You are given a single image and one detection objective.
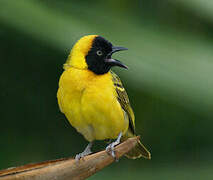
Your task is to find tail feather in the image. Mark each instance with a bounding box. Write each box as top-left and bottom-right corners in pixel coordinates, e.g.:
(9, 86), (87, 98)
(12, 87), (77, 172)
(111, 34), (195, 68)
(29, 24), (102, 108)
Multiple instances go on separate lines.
(121, 133), (151, 159)
(125, 139), (151, 159)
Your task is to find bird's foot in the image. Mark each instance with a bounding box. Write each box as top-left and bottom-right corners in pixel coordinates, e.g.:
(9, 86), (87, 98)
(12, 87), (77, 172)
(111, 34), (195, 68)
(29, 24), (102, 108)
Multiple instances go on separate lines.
(106, 132), (122, 161)
(75, 142), (93, 161)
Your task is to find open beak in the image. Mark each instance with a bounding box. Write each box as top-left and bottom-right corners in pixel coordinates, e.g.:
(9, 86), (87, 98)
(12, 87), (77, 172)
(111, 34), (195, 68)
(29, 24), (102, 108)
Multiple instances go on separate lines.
(105, 46), (128, 69)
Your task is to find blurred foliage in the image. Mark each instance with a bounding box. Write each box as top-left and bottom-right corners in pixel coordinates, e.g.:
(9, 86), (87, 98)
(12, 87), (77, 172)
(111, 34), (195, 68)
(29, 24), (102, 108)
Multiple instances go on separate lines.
(1, 0), (213, 179)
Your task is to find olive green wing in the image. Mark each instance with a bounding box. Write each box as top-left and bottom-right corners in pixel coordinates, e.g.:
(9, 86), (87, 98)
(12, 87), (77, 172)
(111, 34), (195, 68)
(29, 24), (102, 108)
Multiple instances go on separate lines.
(110, 71), (151, 159)
(110, 70), (135, 134)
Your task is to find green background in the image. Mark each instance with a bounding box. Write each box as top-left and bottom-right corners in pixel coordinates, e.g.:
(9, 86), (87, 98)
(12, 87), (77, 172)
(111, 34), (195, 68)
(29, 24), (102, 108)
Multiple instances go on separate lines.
(1, 0), (213, 179)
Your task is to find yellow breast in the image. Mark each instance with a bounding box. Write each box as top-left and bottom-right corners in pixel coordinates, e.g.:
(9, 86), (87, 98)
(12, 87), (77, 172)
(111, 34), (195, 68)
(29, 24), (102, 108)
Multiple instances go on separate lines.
(57, 67), (129, 141)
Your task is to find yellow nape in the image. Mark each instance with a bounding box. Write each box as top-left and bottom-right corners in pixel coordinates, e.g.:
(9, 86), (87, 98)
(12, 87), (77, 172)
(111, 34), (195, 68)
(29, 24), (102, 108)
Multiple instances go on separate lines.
(64, 35), (98, 70)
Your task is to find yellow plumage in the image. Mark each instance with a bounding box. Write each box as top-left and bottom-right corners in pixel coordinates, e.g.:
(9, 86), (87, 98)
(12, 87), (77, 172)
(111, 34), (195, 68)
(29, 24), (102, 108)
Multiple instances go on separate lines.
(57, 35), (151, 159)
(57, 68), (128, 141)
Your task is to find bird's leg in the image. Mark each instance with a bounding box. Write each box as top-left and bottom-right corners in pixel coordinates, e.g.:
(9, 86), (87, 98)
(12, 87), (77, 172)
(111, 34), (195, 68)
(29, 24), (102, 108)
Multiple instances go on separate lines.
(75, 142), (93, 161)
(106, 132), (122, 160)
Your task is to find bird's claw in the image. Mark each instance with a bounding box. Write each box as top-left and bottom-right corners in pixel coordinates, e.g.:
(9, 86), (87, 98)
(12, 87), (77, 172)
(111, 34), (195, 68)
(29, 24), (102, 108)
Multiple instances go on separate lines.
(75, 153), (82, 161)
(106, 142), (118, 161)
(105, 132), (122, 161)
(75, 142), (93, 162)
(75, 150), (92, 161)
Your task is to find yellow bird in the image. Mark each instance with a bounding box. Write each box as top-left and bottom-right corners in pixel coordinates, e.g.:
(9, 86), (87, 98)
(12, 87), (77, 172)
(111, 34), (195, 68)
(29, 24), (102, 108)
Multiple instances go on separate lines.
(57, 35), (151, 160)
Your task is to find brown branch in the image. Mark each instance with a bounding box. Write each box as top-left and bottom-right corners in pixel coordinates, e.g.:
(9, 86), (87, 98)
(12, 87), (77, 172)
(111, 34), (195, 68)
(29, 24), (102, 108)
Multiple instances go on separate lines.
(0, 137), (139, 180)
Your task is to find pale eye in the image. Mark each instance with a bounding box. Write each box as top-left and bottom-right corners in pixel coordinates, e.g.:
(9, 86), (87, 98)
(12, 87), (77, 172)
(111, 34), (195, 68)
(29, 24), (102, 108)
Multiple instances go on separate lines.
(96, 50), (103, 56)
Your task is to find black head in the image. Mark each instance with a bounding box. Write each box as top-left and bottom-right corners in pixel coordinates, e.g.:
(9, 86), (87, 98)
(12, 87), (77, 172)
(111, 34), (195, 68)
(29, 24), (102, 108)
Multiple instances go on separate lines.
(86, 36), (128, 74)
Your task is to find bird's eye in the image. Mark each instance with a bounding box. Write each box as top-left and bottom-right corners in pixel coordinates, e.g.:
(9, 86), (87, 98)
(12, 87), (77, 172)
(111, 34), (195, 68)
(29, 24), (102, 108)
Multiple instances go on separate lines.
(96, 50), (103, 56)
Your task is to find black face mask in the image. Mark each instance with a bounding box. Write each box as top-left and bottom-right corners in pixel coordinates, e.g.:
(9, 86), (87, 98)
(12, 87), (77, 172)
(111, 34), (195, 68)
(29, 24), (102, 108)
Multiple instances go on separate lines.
(86, 36), (128, 75)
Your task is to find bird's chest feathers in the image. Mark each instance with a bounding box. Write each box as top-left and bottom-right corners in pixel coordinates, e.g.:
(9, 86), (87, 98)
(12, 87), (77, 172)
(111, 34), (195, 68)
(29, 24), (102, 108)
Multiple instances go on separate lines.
(58, 68), (128, 141)
(60, 68), (115, 102)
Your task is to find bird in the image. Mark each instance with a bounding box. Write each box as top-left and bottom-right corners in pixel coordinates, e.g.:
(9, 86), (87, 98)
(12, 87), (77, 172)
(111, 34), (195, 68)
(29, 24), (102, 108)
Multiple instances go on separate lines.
(57, 35), (151, 160)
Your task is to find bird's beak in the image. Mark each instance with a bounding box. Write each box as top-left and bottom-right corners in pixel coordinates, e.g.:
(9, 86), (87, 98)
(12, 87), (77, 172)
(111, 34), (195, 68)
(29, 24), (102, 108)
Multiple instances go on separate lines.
(105, 46), (128, 69)
(111, 46), (128, 54)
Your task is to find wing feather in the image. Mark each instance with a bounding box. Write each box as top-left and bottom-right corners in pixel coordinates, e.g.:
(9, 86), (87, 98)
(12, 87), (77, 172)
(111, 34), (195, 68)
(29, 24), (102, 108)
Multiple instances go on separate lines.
(110, 71), (135, 134)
